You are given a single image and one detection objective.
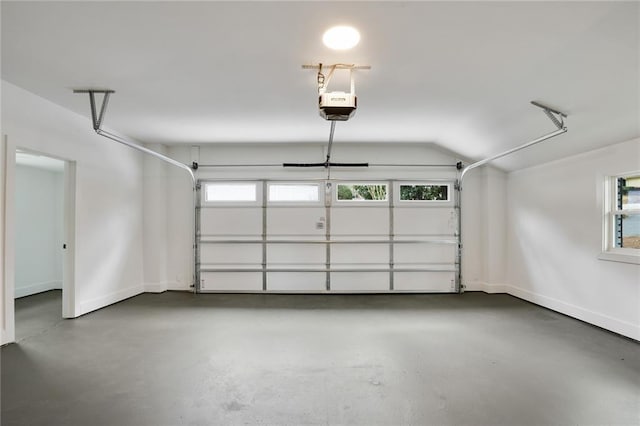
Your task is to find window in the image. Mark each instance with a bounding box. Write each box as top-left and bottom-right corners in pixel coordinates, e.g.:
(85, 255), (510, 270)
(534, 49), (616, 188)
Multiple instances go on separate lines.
(268, 184), (320, 202)
(600, 173), (640, 264)
(204, 183), (257, 202)
(336, 183), (388, 201)
(399, 184), (449, 202)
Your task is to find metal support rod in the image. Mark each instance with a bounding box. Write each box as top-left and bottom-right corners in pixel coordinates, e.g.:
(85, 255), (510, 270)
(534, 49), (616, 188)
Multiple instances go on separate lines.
(198, 163), (457, 168)
(530, 101), (567, 118)
(460, 101), (568, 184)
(195, 183), (202, 292)
(326, 120), (337, 164)
(543, 109), (564, 130)
(97, 92), (111, 131)
(388, 182), (394, 291)
(283, 162), (369, 168)
(302, 64), (372, 70)
(325, 182), (332, 290)
(460, 127), (567, 182)
(262, 181), (268, 291)
(89, 92), (98, 130)
(97, 129), (196, 184)
(455, 178), (463, 294)
(75, 89), (198, 290)
(75, 90), (196, 184)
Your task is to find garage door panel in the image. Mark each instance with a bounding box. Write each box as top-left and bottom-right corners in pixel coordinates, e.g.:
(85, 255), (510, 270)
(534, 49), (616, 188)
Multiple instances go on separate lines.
(331, 244), (389, 264)
(268, 207), (326, 236)
(332, 208), (389, 235)
(200, 272), (263, 291)
(394, 244), (456, 264)
(394, 272), (455, 292)
(331, 272), (389, 291)
(200, 208), (262, 236)
(267, 244), (325, 264)
(267, 272), (326, 291)
(394, 208), (456, 235)
(200, 243), (262, 264)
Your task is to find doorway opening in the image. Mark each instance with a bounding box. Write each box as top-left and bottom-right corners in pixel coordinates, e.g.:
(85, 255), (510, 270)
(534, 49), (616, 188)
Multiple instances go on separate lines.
(13, 150), (73, 341)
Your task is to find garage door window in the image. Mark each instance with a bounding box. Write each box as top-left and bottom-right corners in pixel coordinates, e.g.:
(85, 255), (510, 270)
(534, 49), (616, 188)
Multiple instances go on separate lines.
(399, 184), (449, 202)
(337, 183), (388, 202)
(204, 183), (257, 203)
(268, 184), (320, 202)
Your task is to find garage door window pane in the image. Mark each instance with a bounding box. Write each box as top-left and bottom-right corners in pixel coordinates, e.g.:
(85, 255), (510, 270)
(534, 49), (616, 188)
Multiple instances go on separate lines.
(269, 184), (319, 202)
(205, 183), (256, 202)
(337, 184), (387, 201)
(400, 185), (449, 201)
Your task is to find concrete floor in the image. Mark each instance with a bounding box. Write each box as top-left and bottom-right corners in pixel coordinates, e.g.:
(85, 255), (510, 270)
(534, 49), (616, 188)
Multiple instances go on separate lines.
(1, 292), (639, 426)
(13, 290), (63, 342)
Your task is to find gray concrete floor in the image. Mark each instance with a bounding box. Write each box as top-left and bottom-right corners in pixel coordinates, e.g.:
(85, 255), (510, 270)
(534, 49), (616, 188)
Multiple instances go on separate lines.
(13, 290), (63, 342)
(1, 292), (639, 426)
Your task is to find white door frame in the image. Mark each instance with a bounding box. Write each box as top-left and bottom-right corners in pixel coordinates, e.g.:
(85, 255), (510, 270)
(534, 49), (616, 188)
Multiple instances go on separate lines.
(1, 138), (77, 344)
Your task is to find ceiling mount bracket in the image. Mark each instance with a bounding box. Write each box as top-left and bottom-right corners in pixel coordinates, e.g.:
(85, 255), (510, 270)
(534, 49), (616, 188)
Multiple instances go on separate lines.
(73, 89), (115, 131)
(531, 100), (567, 130)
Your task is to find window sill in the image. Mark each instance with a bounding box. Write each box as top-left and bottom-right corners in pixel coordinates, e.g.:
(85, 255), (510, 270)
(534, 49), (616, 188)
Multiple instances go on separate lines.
(598, 251), (640, 265)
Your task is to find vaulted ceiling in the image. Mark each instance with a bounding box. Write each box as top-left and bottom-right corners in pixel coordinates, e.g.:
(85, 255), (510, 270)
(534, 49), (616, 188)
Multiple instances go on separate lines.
(2, 1), (638, 170)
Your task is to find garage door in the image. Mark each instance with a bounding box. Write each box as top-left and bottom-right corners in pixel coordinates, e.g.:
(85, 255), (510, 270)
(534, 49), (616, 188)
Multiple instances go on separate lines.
(197, 179), (459, 293)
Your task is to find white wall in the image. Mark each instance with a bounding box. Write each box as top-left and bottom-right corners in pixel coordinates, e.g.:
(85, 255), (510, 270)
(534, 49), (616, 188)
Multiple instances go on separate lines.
(462, 166), (508, 292)
(14, 165), (63, 297)
(506, 137), (640, 340)
(1, 80), (145, 344)
(162, 142), (501, 292)
(142, 143), (170, 292)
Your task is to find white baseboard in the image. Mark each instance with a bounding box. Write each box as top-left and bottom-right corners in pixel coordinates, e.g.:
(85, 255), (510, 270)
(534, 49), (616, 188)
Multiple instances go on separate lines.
(1, 328), (14, 346)
(466, 281), (508, 293)
(14, 280), (62, 298)
(144, 282), (171, 293)
(167, 281), (190, 291)
(78, 284), (144, 316)
(506, 284), (639, 341)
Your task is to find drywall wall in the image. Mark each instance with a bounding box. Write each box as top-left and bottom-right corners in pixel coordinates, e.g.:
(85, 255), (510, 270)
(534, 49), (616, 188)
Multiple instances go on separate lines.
(1, 80), (145, 344)
(506, 137), (640, 340)
(142, 143), (170, 292)
(14, 165), (63, 298)
(462, 166), (508, 292)
(162, 142), (504, 291)
(1, 135), (6, 344)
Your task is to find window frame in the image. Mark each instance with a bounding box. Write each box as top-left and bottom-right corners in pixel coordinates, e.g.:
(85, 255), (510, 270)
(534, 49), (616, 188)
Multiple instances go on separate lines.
(201, 181), (262, 206)
(334, 182), (389, 205)
(599, 172), (640, 264)
(267, 182), (323, 205)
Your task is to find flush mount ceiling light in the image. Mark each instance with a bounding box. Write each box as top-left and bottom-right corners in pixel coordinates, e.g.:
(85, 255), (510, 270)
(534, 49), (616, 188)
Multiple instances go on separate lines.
(323, 26), (360, 50)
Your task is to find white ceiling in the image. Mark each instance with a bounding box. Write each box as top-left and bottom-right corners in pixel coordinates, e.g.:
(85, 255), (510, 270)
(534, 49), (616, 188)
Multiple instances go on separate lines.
(2, 1), (638, 170)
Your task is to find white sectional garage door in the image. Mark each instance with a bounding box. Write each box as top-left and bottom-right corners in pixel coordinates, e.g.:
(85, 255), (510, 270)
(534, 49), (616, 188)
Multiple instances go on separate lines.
(197, 179), (459, 293)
